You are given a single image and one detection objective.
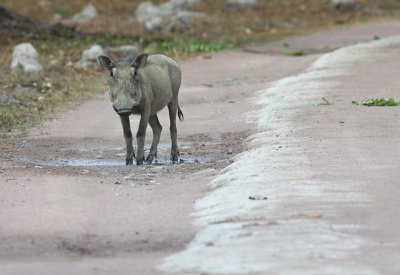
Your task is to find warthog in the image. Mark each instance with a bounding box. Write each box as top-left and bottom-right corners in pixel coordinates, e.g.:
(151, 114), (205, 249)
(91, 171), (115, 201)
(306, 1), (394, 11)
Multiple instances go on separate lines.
(97, 53), (183, 165)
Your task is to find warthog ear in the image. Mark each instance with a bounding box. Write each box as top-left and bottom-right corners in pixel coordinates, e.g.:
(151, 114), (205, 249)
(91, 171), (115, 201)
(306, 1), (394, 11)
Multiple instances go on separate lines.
(97, 55), (114, 71)
(131, 54), (148, 69)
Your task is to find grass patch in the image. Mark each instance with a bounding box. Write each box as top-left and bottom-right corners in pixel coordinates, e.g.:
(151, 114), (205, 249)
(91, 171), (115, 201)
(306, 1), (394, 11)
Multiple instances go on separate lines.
(54, 7), (72, 16)
(144, 39), (235, 57)
(373, 34), (381, 40)
(283, 49), (305, 56)
(0, 107), (16, 128)
(282, 43), (304, 57)
(358, 97), (400, 106)
(0, 70), (104, 134)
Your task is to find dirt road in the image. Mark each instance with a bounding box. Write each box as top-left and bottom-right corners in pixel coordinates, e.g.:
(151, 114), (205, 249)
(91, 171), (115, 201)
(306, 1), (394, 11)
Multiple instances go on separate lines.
(1, 20), (400, 274)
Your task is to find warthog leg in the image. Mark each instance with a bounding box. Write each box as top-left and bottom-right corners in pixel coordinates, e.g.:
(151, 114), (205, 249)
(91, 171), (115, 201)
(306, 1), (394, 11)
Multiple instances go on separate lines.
(168, 101), (180, 162)
(120, 116), (134, 165)
(136, 110), (150, 165)
(146, 114), (162, 164)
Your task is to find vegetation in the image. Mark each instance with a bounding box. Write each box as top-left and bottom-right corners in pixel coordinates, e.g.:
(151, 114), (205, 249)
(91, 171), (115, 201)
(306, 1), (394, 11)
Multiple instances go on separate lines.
(359, 97), (400, 106)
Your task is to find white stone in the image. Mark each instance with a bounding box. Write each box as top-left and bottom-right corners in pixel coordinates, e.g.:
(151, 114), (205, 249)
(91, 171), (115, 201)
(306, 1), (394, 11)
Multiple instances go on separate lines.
(135, 0), (206, 32)
(105, 45), (140, 57)
(135, 2), (160, 23)
(145, 17), (163, 31)
(81, 44), (104, 61)
(330, 0), (357, 10)
(11, 43), (43, 73)
(226, 0), (258, 9)
(71, 4), (98, 23)
(75, 44), (104, 68)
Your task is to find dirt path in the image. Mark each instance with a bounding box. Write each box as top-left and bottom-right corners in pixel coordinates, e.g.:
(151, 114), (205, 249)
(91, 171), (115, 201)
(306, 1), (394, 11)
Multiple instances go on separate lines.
(1, 20), (400, 274)
(0, 44), (317, 274)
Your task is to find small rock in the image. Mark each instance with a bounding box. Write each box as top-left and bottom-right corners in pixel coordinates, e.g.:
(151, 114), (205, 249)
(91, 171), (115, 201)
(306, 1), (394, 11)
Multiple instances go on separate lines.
(226, 0), (258, 9)
(71, 4), (98, 23)
(227, 149), (233, 155)
(167, 11), (203, 32)
(75, 44), (104, 68)
(135, 0), (206, 32)
(135, 2), (160, 23)
(11, 43), (44, 73)
(144, 17), (163, 31)
(105, 45), (140, 58)
(115, 179), (122, 185)
(330, 0), (358, 11)
(249, 195), (267, 200)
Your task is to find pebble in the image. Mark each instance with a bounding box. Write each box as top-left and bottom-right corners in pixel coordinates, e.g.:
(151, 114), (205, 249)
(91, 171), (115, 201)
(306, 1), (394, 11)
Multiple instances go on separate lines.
(249, 195), (268, 200)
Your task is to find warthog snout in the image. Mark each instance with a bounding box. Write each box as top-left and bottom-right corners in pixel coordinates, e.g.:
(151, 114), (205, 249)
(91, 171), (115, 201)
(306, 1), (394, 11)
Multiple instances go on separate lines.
(114, 107), (133, 116)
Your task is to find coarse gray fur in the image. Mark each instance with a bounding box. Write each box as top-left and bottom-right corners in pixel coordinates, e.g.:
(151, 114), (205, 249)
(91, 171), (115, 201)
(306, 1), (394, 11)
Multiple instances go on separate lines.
(97, 53), (183, 165)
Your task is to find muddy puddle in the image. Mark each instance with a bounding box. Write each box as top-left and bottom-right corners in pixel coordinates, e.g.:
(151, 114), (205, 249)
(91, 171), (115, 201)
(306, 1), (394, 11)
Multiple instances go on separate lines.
(15, 141), (217, 168)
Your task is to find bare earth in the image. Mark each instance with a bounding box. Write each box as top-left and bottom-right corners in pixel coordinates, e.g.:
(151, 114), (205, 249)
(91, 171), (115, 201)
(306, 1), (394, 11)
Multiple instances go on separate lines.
(1, 20), (400, 274)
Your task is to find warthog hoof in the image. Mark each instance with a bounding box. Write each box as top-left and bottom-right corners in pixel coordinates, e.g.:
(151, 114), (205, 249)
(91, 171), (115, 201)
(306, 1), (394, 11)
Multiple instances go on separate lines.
(145, 155), (154, 164)
(171, 154), (179, 163)
(136, 158), (145, 165)
(126, 157), (133, 165)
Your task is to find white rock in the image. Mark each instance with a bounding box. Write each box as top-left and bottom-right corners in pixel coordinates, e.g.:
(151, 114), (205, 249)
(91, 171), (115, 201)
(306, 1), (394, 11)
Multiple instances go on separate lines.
(135, 2), (160, 22)
(330, 0), (358, 10)
(81, 44), (104, 61)
(226, 0), (258, 9)
(167, 11), (202, 32)
(144, 17), (163, 31)
(75, 44), (104, 68)
(135, 0), (206, 32)
(71, 4), (98, 23)
(105, 45), (140, 57)
(161, 0), (202, 11)
(11, 43), (43, 73)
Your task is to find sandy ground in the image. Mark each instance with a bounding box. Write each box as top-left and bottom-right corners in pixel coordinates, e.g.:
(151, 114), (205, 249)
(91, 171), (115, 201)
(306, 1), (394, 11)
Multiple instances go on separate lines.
(1, 20), (400, 274)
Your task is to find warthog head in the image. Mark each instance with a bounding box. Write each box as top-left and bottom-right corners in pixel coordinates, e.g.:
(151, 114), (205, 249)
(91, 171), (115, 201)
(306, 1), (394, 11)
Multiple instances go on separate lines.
(97, 54), (148, 116)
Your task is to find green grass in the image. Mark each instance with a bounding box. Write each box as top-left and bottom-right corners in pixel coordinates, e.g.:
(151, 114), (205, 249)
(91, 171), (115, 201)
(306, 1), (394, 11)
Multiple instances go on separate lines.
(144, 39), (235, 56)
(54, 7), (72, 16)
(0, 108), (16, 128)
(282, 43), (304, 57)
(359, 97), (400, 106)
(283, 48), (304, 56)
(373, 34), (381, 40)
(0, 71), (103, 133)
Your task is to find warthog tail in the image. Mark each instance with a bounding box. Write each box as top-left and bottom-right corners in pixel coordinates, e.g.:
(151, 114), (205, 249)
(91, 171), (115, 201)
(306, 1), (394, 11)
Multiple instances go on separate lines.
(178, 105), (184, 122)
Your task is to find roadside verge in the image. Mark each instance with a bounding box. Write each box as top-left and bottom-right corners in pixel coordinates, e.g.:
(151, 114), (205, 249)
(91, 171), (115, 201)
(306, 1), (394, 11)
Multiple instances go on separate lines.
(159, 35), (400, 274)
